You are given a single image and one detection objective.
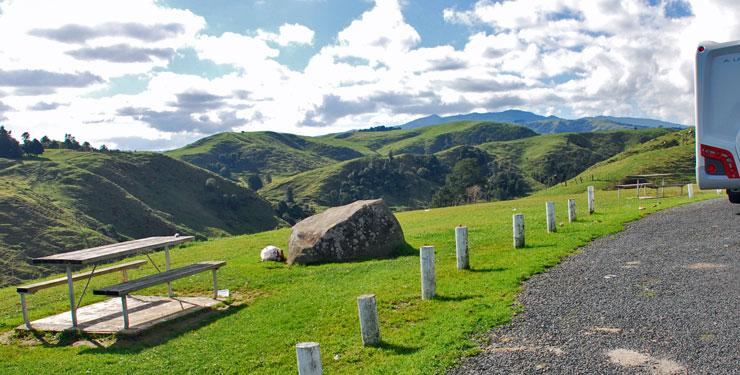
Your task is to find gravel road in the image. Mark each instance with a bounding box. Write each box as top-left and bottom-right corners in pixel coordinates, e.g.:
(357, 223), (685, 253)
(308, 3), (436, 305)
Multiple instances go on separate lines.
(451, 199), (739, 374)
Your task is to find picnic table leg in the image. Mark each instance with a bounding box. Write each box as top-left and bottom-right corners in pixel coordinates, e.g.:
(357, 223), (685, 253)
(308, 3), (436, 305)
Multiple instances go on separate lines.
(66, 265), (77, 328)
(121, 295), (129, 329)
(165, 246), (173, 297)
(212, 270), (218, 299)
(20, 293), (30, 329)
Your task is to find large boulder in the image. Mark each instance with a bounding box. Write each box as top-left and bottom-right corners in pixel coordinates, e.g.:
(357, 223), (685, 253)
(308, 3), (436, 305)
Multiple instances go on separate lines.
(287, 199), (405, 265)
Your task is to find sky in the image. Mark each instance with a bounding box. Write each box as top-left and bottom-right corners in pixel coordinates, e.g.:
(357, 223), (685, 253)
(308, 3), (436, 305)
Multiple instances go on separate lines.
(0, 0), (738, 150)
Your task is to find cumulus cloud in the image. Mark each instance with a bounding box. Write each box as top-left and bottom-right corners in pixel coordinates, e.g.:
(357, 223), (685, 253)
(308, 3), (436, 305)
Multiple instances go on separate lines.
(3, 0), (740, 150)
(0, 101), (14, 120)
(0, 69), (103, 88)
(67, 44), (175, 63)
(259, 23), (315, 46)
(29, 102), (65, 111)
(29, 22), (186, 44)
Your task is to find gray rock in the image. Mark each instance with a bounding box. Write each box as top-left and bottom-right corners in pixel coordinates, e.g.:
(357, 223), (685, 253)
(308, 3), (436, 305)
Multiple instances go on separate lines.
(287, 199), (405, 265)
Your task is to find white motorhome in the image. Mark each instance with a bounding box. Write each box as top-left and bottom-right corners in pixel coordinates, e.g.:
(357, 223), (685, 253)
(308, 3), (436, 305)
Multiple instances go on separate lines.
(695, 40), (740, 202)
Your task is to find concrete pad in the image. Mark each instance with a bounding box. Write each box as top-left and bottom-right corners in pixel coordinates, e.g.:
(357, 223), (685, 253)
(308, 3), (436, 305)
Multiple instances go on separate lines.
(17, 295), (221, 335)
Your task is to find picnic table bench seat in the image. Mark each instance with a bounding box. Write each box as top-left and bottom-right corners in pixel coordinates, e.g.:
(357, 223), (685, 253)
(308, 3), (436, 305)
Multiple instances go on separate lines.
(93, 261), (226, 297)
(92, 260), (226, 329)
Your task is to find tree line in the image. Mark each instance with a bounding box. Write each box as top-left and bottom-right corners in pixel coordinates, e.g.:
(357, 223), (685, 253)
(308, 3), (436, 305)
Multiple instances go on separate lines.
(0, 125), (110, 159)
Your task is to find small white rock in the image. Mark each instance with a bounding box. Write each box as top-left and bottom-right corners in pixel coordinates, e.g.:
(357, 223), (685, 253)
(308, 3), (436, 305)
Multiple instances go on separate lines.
(260, 245), (285, 262)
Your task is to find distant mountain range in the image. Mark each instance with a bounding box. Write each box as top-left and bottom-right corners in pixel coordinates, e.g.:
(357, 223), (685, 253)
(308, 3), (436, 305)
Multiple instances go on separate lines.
(398, 110), (687, 133)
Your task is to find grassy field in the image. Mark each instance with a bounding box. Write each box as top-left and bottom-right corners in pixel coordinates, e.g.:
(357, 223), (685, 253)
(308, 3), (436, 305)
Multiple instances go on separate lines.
(0, 187), (717, 374)
(0, 186), (716, 374)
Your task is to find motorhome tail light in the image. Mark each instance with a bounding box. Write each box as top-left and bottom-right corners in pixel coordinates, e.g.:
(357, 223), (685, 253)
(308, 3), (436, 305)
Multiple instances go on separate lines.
(698, 45), (705, 53)
(700, 144), (739, 178)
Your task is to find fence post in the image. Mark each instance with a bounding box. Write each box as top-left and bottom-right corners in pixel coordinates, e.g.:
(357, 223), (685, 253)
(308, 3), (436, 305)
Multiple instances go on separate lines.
(567, 199), (576, 222)
(587, 186), (595, 214)
(420, 246), (436, 300)
(513, 214), (525, 248)
(546, 201), (556, 233)
(296, 342), (323, 375)
(687, 183), (694, 198)
(357, 294), (381, 346)
(455, 226), (469, 270)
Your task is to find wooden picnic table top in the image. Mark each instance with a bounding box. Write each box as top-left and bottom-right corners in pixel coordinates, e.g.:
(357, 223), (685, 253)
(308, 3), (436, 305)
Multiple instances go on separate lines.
(32, 236), (194, 265)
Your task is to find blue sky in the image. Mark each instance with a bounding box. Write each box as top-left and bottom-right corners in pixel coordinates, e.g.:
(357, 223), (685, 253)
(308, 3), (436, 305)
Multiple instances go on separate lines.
(0, 0), (736, 150)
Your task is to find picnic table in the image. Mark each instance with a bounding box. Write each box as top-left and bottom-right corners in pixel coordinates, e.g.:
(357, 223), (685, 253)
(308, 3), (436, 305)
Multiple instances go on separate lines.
(24, 236), (199, 330)
(619, 173), (677, 199)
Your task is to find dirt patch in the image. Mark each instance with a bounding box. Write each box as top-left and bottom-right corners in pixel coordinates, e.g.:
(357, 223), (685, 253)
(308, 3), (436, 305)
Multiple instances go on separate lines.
(686, 263), (726, 270)
(608, 348), (650, 367)
(607, 348), (686, 374)
(652, 359), (687, 374)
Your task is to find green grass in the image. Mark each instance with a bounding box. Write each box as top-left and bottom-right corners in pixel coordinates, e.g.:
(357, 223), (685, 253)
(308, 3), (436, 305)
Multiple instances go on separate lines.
(0, 187), (718, 374)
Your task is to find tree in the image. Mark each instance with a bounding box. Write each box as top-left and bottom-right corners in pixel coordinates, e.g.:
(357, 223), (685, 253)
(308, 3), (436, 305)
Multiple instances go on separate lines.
(246, 175), (263, 191)
(81, 141), (92, 151)
(63, 134), (80, 150)
(99, 144), (109, 152)
(0, 126), (22, 159)
(286, 186), (295, 203)
(27, 139), (44, 156)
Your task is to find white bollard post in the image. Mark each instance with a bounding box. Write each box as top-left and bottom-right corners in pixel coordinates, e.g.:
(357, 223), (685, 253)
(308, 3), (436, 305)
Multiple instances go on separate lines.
(357, 294), (381, 346)
(420, 246), (436, 300)
(546, 201), (556, 233)
(513, 214), (525, 248)
(296, 342), (323, 375)
(455, 226), (469, 270)
(587, 186), (595, 214)
(687, 183), (694, 198)
(567, 199), (576, 223)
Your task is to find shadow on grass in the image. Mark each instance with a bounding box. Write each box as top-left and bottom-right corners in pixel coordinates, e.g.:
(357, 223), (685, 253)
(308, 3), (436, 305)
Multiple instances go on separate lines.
(433, 294), (481, 302)
(466, 267), (506, 273)
(375, 340), (420, 355)
(394, 242), (418, 257)
(80, 304), (246, 355)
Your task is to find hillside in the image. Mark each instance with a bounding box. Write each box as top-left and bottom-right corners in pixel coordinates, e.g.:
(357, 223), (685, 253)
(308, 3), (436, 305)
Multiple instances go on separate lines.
(0, 150), (281, 287)
(263, 128), (674, 209)
(167, 131), (373, 181)
(397, 110), (686, 133)
(546, 128), (696, 194)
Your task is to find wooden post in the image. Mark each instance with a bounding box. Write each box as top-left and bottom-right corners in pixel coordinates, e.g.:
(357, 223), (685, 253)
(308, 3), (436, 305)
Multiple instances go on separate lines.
(567, 199), (576, 222)
(420, 246), (436, 300)
(357, 294), (381, 346)
(296, 342), (323, 375)
(687, 183), (694, 198)
(513, 214), (525, 248)
(587, 186), (595, 214)
(546, 201), (556, 233)
(455, 226), (469, 270)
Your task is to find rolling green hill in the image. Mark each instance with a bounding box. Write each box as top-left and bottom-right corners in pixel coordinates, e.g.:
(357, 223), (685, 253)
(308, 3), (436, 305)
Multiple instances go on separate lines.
(546, 128), (696, 194)
(167, 131), (374, 181)
(263, 128), (674, 210)
(0, 150), (281, 287)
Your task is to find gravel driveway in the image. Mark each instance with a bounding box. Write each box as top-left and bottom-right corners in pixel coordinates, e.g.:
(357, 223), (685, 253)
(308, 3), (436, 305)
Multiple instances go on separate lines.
(451, 199), (739, 374)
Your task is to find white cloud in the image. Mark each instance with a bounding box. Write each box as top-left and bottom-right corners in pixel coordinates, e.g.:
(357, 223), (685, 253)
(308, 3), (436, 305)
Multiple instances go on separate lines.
(4, 0), (740, 150)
